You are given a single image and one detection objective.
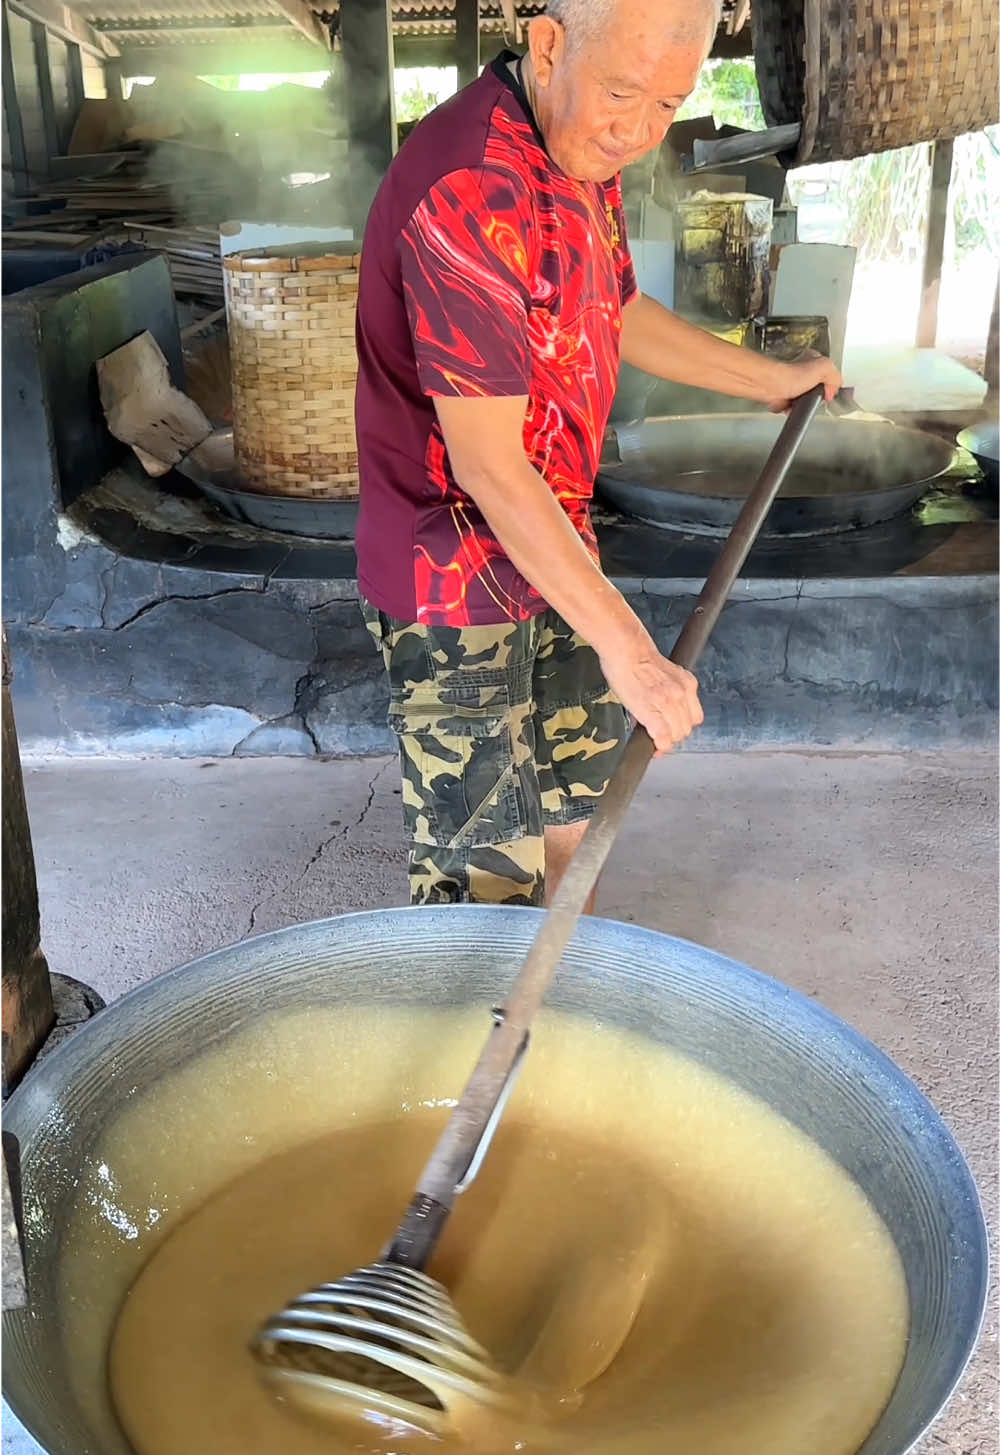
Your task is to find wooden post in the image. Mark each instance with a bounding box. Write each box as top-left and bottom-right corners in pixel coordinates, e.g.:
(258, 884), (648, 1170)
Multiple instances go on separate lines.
(105, 57), (124, 99)
(32, 21), (60, 171)
(340, 0), (396, 240)
(916, 138), (954, 349)
(2, 635), (55, 1097)
(2, 1), (30, 194)
(66, 38), (85, 120)
(498, 0), (520, 43)
(455, 0), (480, 89)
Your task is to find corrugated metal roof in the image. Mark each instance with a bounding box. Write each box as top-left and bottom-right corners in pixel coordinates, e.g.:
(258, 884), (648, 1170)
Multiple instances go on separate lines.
(87, 0), (743, 56)
(80, 0), (529, 47)
(76, 0), (294, 41)
(79, 0), (275, 17)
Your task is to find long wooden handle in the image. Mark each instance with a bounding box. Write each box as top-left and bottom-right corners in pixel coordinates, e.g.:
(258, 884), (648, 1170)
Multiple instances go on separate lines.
(386, 387), (825, 1268)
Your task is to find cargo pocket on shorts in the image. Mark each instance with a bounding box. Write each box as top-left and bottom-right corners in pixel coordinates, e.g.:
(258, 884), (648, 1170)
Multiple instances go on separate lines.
(389, 673), (525, 850)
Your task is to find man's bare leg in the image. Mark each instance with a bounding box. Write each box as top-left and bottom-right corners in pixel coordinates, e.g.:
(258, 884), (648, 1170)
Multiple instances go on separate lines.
(544, 820), (598, 913)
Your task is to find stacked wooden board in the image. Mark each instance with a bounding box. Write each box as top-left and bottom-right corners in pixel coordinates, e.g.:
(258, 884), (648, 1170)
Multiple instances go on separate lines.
(2, 87), (348, 310)
(121, 221), (224, 305)
(3, 139), (242, 307)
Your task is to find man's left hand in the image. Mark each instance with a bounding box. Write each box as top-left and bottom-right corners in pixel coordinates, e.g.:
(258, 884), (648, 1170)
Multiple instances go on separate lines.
(766, 355), (843, 412)
(619, 295), (845, 412)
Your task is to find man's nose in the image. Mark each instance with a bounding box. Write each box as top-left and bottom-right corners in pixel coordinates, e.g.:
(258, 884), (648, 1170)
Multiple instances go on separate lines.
(609, 107), (661, 155)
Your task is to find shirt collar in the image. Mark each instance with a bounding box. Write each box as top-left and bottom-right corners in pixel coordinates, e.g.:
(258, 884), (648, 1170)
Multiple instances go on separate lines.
(490, 48), (549, 155)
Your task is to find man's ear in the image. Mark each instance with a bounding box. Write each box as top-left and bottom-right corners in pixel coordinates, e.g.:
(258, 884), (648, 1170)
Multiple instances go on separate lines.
(527, 15), (566, 90)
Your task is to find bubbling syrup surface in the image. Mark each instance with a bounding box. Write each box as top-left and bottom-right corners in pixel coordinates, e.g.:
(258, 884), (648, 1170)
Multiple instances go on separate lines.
(94, 1006), (908, 1455)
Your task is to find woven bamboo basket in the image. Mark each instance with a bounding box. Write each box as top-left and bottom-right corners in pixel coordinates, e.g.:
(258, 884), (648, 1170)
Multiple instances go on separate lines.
(223, 243), (362, 499)
(753, 0), (999, 164)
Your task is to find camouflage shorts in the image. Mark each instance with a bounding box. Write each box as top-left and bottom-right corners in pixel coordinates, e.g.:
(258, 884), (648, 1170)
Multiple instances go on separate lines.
(362, 602), (629, 907)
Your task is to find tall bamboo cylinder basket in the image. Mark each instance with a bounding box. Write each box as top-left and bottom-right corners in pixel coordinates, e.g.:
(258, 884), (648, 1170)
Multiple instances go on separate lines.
(752, 0), (999, 164)
(223, 243), (361, 499)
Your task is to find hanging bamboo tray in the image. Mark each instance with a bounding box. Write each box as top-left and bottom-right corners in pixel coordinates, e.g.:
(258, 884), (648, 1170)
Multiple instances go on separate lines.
(752, 0), (999, 164)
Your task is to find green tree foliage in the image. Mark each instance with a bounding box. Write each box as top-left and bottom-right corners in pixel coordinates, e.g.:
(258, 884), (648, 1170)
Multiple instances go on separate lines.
(676, 59), (766, 130)
(790, 131), (1000, 265)
(395, 72), (448, 123)
(950, 128), (1000, 258)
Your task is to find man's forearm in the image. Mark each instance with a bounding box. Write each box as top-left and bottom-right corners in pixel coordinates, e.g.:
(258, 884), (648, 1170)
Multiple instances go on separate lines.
(433, 390), (703, 753)
(620, 292), (787, 401)
(456, 455), (648, 660)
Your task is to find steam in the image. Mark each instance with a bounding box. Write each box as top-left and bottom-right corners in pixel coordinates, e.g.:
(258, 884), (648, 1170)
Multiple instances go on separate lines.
(127, 58), (382, 234)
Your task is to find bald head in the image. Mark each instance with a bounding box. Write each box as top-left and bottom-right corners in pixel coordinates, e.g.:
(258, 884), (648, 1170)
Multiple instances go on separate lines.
(528, 0), (718, 181)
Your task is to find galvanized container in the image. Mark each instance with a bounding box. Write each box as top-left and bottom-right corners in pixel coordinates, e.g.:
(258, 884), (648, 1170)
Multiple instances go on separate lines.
(1, 908), (987, 1455)
(673, 192), (773, 323)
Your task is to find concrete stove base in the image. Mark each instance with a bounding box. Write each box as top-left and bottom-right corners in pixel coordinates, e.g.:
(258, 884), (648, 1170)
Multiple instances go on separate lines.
(2, 253), (996, 756)
(6, 562), (997, 757)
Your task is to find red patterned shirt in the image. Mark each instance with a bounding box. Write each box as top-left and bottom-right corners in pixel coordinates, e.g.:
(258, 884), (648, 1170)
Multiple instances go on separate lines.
(355, 51), (637, 626)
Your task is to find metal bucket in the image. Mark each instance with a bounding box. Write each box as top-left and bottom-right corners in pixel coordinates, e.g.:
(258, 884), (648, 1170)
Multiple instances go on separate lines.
(2, 908), (988, 1454)
(957, 421), (1000, 491)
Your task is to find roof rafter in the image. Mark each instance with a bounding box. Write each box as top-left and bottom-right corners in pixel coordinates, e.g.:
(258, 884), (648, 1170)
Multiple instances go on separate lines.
(272, 0), (330, 47)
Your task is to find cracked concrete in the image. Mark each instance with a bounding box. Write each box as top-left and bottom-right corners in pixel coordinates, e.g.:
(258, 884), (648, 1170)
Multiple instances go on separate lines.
(4, 387), (997, 760)
(780, 580), (804, 680)
(105, 583), (268, 634)
(4, 749), (996, 1455)
(244, 759), (392, 936)
(7, 573), (997, 755)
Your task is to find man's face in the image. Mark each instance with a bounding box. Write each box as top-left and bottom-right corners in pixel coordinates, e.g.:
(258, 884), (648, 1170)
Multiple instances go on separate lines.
(530, 3), (713, 183)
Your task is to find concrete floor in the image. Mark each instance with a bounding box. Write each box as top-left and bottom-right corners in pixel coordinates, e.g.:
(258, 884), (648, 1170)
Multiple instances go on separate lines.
(5, 750), (998, 1455)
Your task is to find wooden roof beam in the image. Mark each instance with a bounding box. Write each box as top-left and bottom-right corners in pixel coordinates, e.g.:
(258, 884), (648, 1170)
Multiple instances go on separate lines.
(268, 0), (331, 48)
(7, 0), (119, 57)
(498, 0), (521, 43)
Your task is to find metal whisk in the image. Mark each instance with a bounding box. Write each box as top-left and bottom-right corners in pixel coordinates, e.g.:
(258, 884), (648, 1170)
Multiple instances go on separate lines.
(253, 1262), (509, 1431)
(252, 389), (825, 1430)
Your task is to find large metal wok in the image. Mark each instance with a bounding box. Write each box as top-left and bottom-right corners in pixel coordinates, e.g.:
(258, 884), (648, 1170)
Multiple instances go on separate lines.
(175, 428), (359, 540)
(597, 414), (957, 536)
(1, 908), (988, 1455)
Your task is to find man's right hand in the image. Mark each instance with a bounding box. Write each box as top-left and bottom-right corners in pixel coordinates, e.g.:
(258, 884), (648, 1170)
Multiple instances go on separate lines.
(430, 393), (705, 755)
(600, 640), (703, 755)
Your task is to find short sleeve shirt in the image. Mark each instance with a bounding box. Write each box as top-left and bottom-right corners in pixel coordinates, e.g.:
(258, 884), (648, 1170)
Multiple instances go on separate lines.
(355, 51), (638, 626)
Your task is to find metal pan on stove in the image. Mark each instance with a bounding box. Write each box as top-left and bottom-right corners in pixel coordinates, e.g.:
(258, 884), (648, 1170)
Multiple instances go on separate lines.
(597, 414), (957, 536)
(175, 429), (359, 540)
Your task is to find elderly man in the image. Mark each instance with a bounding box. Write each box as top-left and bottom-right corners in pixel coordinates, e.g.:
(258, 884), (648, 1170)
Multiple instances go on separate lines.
(355, 0), (840, 908)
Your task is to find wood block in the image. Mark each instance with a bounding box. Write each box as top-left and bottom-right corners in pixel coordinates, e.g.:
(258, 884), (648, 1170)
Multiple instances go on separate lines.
(132, 445), (173, 477)
(98, 330), (212, 469)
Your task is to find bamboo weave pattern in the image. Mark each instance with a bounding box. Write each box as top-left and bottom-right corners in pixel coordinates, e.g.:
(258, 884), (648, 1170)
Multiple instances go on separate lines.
(224, 245), (362, 499)
(753, 0), (999, 164)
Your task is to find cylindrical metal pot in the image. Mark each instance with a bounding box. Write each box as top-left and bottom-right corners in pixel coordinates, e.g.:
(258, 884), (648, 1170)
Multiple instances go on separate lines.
(1, 908), (988, 1455)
